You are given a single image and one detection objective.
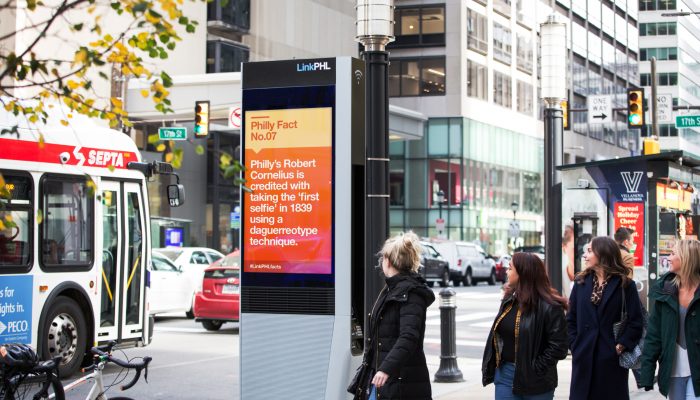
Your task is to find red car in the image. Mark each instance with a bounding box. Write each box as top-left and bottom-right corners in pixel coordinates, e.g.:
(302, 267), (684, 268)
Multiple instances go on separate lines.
(193, 251), (240, 331)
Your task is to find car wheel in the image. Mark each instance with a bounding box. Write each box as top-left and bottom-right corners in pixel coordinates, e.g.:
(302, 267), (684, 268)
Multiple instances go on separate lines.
(463, 269), (474, 287)
(426, 281), (435, 288)
(488, 269), (497, 286)
(185, 309), (195, 319)
(452, 277), (462, 287)
(439, 269), (450, 287)
(202, 320), (223, 331)
(41, 296), (87, 378)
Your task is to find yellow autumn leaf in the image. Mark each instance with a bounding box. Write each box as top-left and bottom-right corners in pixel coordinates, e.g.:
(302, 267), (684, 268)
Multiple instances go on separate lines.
(0, 173), (5, 188)
(4, 214), (12, 223)
(74, 49), (88, 64)
(60, 119), (69, 126)
(140, 89), (149, 98)
(107, 165), (116, 172)
(67, 80), (80, 90)
(36, 209), (43, 225)
(164, 152), (174, 162)
(38, 134), (45, 149)
(156, 144), (166, 152)
(110, 97), (123, 108)
(0, 220), (5, 231)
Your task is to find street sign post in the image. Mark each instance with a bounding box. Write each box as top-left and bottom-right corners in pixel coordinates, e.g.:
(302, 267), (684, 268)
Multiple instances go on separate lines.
(656, 94), (673, 124)
(587, 95), (612, 125)
(508, 220), (520, 238)
(676, 115), (700, 129)
(158, 127), (187, 140)
(436, 218), (445, 239)
(228, 106), (241, 128)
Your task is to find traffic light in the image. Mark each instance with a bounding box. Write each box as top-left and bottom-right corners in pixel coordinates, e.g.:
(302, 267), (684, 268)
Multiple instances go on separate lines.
(194, 100), (210, 138)
(561, 99), (570, 130)
(627, 88), (645, 128)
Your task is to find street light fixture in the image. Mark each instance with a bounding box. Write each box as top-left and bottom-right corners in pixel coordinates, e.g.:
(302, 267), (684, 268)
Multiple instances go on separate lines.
(355, 0), (395, 342)
(540, 14), (567, 292)
(511, 200), (519, 220)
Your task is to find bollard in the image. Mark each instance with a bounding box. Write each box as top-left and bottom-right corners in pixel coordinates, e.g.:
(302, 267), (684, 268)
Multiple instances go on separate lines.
(433, 287), (464, 383)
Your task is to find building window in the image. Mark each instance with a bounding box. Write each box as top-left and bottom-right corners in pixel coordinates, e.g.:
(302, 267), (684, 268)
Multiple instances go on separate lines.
(640, 47), (678, 61)
(640, 22), (677, 36)
(467, 9), (488, 54)
(516, 34), (533, 74)
(389, 57), (446, 97)
(393, 5), (446, 47)
(467, 60), (488, 100)
(516, 80), (533, 114)
(493, 23), (512, 65)
(494, 0), (511, 17)
(206, 40), (249, 73)
(207, 0), (250, 32)
(640, 72), (678, 86)
(493, 71), (512, 108)
(639, 0), (676, 11)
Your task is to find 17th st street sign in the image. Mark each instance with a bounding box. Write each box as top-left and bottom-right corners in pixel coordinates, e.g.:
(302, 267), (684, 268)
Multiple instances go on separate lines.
(676, 115), (700, 129)
(158, 127), (187, 140)
(587, 95), (612, 124)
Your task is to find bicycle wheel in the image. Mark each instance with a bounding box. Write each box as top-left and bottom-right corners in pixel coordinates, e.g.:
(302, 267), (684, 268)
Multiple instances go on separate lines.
(1, 372), (64, 400)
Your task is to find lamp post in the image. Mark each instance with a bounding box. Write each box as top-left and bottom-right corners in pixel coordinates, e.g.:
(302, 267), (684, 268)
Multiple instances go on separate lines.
(511, 200), (519, 221)
(437, 189), (446, 239)
(437, 190), (445, 219)
(540, 14), (567, 292)
(356, 0), (394, 333)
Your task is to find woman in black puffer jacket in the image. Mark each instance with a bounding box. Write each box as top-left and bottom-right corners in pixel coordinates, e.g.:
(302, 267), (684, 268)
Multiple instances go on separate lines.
(358, 231), (435, 400)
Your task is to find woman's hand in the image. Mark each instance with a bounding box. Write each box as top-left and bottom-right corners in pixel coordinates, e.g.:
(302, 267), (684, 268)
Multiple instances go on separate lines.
(615, 344), (625, 355)
(371, 371), (389, 388)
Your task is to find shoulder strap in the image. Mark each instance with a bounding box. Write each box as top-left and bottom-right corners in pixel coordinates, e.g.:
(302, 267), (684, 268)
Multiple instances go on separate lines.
(620, 282), (627, 318)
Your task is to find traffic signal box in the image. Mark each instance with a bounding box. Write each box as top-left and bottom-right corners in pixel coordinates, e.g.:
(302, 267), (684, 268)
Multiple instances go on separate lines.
(561, 99), (569, 130)
(643, 137), (660, 155)
(194, 100), (210, 138)
(627, 88), (645, 129)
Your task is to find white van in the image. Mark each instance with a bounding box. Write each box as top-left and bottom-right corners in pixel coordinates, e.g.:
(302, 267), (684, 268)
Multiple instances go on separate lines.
(433, 241), (497, 286)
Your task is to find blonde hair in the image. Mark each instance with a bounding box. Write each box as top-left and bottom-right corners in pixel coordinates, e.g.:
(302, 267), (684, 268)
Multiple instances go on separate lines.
(379, 231), (422, 273)
(672, 239), (700, 288)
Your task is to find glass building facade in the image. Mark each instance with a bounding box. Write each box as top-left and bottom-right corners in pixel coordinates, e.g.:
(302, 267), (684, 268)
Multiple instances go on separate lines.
(389, 118), (544, 255)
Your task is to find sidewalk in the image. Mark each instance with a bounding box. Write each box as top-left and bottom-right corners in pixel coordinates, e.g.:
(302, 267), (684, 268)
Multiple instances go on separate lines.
(427, 355), (665, 400)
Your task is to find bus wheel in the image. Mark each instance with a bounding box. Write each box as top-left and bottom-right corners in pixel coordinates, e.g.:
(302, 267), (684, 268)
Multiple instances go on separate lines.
(42, 297), (87, 378)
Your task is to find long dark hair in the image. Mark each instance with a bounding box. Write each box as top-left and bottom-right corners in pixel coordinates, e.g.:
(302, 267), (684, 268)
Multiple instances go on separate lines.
(576, 236), (631, 286)
(504, 252), (568, 313)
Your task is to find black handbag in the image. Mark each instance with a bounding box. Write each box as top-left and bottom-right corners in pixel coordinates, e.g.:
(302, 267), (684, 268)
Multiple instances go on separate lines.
(612, 285), (644, 369)
(347, 361), (370, 397)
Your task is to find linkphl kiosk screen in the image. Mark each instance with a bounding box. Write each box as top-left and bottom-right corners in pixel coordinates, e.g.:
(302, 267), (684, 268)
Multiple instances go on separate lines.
(242, 85), (335, 288)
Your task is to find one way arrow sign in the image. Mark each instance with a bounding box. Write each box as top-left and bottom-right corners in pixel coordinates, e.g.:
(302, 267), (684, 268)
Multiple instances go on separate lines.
(587, 95), (612, 125)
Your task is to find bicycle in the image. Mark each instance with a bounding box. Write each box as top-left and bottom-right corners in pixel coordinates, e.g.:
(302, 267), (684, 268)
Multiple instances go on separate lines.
(1, 341), (151, 400)
(1, 348), (63, 400)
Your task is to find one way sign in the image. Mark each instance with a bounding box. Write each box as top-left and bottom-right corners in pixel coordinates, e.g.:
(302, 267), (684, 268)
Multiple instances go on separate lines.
(587, 95), (612, 125)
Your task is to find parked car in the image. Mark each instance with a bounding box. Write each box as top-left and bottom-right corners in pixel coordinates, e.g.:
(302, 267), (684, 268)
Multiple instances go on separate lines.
(153, 247), (225, 318)
(514, 245), (545, 260)
(495, 255), (511, 283)
(193, 251), (240, 331)
(433, 241), (497, 286)
(149, 251), (196, 315)
(419, 242), (451, 287)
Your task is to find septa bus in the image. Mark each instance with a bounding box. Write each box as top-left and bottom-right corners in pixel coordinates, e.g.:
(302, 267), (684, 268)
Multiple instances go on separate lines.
(0, 110), (183, 377)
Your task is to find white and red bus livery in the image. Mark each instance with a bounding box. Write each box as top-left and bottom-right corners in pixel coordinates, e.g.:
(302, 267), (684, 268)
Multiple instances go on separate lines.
(0, 111), (182, 376)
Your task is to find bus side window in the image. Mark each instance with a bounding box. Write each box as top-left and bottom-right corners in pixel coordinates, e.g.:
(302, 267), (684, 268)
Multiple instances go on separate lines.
(0, 171), (33, 270)
(40, 175), (94, 268)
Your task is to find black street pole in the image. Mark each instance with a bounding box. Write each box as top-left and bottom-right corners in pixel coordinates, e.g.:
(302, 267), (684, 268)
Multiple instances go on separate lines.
(364, 49), (390, 318)
(544, 106), (563, 293)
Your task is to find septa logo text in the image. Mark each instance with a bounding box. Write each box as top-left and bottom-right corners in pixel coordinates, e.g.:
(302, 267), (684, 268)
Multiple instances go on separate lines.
(87, 150), (126, 168)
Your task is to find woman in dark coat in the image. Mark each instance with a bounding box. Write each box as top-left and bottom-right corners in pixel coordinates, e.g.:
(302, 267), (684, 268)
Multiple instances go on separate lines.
(567, 236), (644, 400)
(640, 239), (700, 399)
(357, 231), (435, 400)
(482, 252), (569, 399)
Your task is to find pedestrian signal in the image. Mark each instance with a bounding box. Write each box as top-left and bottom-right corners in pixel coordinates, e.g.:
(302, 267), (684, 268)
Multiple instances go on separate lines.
(194, 101), (210, 138)
(627, 89), (644, 128)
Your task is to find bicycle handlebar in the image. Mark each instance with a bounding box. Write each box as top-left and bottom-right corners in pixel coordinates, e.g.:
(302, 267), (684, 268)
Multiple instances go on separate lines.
(90, 343), (152, 391)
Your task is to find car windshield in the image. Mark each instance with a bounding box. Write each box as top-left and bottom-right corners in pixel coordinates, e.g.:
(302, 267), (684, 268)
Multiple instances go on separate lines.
(154, 249), (183, 262)
(220, 254), (240, 267)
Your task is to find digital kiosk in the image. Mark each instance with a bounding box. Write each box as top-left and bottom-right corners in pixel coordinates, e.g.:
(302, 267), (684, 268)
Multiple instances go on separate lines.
(240, 57), (366, 399)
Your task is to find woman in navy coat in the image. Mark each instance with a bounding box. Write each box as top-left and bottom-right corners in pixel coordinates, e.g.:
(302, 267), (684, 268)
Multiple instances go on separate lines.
(567, 236), (644, 400)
